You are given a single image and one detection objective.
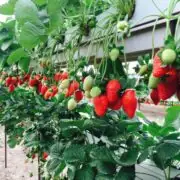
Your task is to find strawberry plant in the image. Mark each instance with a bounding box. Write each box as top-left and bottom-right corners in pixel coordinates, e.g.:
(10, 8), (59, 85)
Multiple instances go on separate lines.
(0, 0), (179, 180)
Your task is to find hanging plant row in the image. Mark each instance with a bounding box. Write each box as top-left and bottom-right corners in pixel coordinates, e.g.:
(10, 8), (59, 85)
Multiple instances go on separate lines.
(0, 0), (180, 180)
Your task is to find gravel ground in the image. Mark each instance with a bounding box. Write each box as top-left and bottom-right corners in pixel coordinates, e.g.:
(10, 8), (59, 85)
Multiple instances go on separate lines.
(0, 126), (38, 180)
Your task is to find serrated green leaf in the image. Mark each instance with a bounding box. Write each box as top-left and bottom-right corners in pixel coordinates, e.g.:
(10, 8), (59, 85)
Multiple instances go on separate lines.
(7, 48), (28, 65)
(144, 122), (162, 137)
(33, 0), (47, 6)
(7, 137), (17, 148)
(54, 161), (66, 177)
(60, 119), (85, 130)
(115, 166), (135, 180)
(15, 0), (42, 26)
(165, 106), (180, 129)
(75, 166), (95, 180)
(67, 165), (76, 180)
(163, 132), (180, 140)
(1, 39), (13, 51)
(138, 148), (149, 164)
(46, 158), (61, 172)
(50, 142), (64, 158)
(19, 57), (30, 72)
(95, 174), (114, 180)
(115, 148), (139, 166)
(152, 152), (169, 170)
(18, 22), (46, 49)
(156, 140), (180, 162)
(96, 161), (116, 175)
(63, 144), (86, 163)
(0, 32), (10, 41)
(47, 0), (64, 31)
(0, 0), (17, 15)
(90, 146), (115, 163)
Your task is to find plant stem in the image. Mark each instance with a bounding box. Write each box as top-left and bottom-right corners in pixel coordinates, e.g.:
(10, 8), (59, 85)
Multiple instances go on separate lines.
(168, 166), (171, 180)
(175, 16), (180, 42)
(122, 37), (128, 74)
(163, 168), (168, 180)
(152, 18), (159, 59)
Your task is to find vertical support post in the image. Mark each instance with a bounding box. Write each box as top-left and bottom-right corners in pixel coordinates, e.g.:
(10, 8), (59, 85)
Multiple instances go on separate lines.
(38, 155), (41, 180)
(38, 132), (41, 180)
(4, 126), (7, 168)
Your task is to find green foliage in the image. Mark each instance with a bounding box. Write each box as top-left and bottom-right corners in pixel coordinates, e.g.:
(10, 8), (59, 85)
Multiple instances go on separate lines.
(0, 1), (179, 180)
(75, 165), (95, 180)
(115, 166), (135, 180)
(47, 0), (64, 31)
(0, 0), (17, 15)
(7, 48), (28, 65)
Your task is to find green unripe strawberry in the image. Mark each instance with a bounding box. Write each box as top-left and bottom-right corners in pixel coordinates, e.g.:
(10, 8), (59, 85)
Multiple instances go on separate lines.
(60, 79), (70, 89)
(67, 98), (77, 110)
(90, 87), (101, 98)
(139, 65), (148, 75)
(83, 76), (94, 91)
(148, 74), (160, 89)
(109, 48), (120, 61)
(85, 91), (91, 98)
(162, 49), (176, 65)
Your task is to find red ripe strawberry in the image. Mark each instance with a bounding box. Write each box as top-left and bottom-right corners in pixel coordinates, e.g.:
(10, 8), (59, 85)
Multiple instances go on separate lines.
(23, 74), (30, 82)
(44, 89), (53, 100)
(108, 97), (122, 110)
(54, 72), (61, 82)
(51, 85), (58, 97)
(157, 68), (178, 100)
(153, 55), (169, 78)
(34, 74), (41, 81)
(166, 67), (177, 82)
(66, 81), (80, 96)
(157, 79), (177, 101)
(37, 82), (42, 94)
(157, 82), (176, 100)
(93, 94), (108, 117)
(61, 72), (68, 80)
(18, 78), (24, 86)
(75, 90), (83, 102)
(150, 89), (160, 105)
(43, 152), (48, 160)
(11, 77), (18, 85)
(5, 77), (12, 87)
(122, 89), (137, 119)
(42, 76), (48, 81)
(40, 84), (48, 95)
(29, 78), (38, 87)
(106, 80), (121, 103)
(8, 84), (15, 92)
(32, 154), (36, 159)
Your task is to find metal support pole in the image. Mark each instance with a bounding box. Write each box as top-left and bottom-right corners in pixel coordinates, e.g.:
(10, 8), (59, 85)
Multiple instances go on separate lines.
(4, 126), (7, 168)
(38, 155), (41, 180)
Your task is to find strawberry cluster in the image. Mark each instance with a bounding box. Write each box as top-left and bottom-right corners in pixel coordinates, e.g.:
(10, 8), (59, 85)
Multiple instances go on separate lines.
(149, 50), (180, 105)
(1, 71), (139, 117)
(83, 78), (138, 119)
(1, 71), (85, 111)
